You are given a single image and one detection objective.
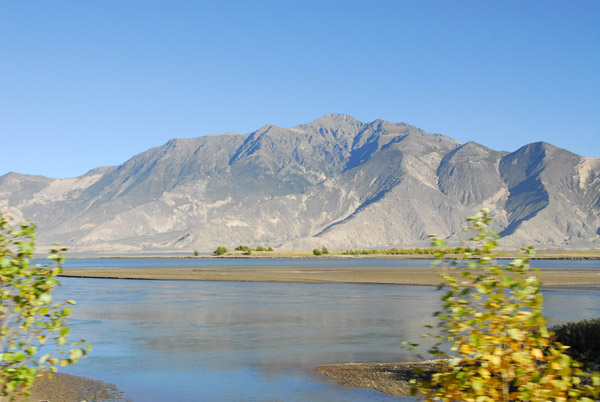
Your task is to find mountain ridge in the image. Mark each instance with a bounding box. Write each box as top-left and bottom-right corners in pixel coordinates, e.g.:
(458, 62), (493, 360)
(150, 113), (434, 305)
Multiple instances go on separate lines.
(1, 114), (599, 252)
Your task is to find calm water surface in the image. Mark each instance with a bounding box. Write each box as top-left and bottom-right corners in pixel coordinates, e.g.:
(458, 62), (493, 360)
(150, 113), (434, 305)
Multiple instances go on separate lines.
(50, 259), (600, 402)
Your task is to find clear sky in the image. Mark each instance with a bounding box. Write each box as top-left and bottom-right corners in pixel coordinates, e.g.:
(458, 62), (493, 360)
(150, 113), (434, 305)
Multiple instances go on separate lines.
(1, 0), (599, 179)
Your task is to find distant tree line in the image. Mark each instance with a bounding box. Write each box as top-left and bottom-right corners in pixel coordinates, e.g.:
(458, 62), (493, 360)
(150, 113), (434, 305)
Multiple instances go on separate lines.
(342, 247), (475, 256)
(213, 245), (274, 256)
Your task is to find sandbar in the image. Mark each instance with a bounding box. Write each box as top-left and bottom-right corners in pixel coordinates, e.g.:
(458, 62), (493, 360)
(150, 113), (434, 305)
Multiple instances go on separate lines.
(25, 372), (129, 402)
(60, 265), (600, 289)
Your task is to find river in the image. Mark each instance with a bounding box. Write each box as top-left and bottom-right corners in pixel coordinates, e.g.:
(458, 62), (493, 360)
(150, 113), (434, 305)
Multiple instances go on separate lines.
(47, 258), (600, 402)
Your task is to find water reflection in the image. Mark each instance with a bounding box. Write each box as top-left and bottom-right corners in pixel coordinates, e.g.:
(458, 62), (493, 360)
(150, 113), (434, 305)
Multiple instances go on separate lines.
(54, 278), (600, 402)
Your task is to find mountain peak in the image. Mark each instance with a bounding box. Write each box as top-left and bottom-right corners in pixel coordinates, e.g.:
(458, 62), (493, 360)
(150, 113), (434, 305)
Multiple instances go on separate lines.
(295, 114), (365, 139)
(1, 114), (597, 252)
(303, 113), (362, 127)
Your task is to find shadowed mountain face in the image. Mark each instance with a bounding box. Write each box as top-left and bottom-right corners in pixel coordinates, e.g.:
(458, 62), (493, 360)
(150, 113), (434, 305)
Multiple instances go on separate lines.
(1, 114), (599, 252)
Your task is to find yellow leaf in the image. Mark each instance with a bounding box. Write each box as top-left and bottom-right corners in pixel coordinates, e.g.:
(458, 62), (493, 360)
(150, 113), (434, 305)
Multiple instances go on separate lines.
(489, 355), (501, 367)
(460, 344), (473, 354)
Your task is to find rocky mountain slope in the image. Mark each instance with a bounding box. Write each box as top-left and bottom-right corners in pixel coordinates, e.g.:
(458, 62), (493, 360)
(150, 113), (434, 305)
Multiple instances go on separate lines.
(1, 114), (599, 252)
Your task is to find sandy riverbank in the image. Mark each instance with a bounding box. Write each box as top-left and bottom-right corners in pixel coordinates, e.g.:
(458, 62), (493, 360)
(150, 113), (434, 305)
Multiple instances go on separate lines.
(314, 361), (442, 397)
(24, 372), (129, 402)
(59, 265), (600, 289)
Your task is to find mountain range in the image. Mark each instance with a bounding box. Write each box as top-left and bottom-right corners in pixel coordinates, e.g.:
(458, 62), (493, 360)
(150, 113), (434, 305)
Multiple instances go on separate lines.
(1, 113), (599, 253)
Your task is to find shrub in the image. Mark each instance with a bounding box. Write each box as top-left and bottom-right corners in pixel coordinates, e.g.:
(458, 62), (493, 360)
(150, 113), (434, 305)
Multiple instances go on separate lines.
(213, 246), (228, 256)
(0, 213), (90, 400)
(408, 209), (599, 401)
(234, 245), (252, 254)
(321, 246), (329, 255)
(313, 248), (322, 256)
(552, 318), (600, 369)
(255, 246), (266, 252)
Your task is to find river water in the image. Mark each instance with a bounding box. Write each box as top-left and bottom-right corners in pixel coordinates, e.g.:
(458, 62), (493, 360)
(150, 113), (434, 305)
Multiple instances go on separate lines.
(47, 258), (600, 402)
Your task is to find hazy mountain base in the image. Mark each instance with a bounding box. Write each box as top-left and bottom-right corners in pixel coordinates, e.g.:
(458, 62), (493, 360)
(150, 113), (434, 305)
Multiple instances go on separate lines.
(1, 114), (599, 253)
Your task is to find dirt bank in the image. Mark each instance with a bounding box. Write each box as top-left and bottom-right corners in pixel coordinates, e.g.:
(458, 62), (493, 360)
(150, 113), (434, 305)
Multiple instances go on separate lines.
(314, 361), (443, 397)
(24, 372), (129, 402)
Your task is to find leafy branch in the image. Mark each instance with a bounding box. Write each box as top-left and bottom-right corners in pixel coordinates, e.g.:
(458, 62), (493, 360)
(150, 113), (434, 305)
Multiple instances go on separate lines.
(0, 213), (90, 401)
(408, 208), (600, 402)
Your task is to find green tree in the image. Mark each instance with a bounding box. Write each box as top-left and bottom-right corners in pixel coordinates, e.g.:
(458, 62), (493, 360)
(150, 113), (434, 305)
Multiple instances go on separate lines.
(312, 248), (322, 256)
(411, 209), (599, 402)
(213, 246), (228, 256)
(0, 214), (90, 401)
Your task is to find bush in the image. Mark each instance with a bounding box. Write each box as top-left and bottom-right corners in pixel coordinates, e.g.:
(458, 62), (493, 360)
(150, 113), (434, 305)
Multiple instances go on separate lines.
(213, 246), (228, 256)
(552, 318), (600, 369)
(0, 213), (90, 400)
(235, 245), (252, 254)
(321, 246), (329, 255)
(313, 248), (322, 256)
(408, 209), (599, 401)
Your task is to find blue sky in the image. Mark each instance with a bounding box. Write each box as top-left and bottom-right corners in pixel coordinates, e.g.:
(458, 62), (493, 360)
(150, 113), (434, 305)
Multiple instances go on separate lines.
(1, 0), (599, 179)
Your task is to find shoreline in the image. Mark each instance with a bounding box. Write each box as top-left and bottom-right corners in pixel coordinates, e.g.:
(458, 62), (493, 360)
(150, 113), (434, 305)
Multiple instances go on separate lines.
(314, 361), (442, 397)
(33, 251), (600, 260)
(44, 254), (600, 260)
(59, 266), (600, 289)
(25, 372), (129, 402)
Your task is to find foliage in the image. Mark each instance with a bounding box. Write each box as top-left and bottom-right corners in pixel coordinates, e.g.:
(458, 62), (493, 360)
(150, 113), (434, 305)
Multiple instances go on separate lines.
(267, 247), (274, 252)
(342, 247), (474, 256)
(213, 246), (228, 256)
(410, 209), (599, 402)
(552, 318), (600, 370)
(0, 214), (90, 401)
(313, 247), (330, 256)
(234, 245), (252, 255)
(254, 246), (266, 252)
(193, 250), (199, 256)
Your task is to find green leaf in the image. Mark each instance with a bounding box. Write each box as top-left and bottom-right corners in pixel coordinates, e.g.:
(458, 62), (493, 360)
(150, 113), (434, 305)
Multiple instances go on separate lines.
(39, 293), (52, 304)
(69, 349), (83, 361)
(39, 353), (51, 365)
